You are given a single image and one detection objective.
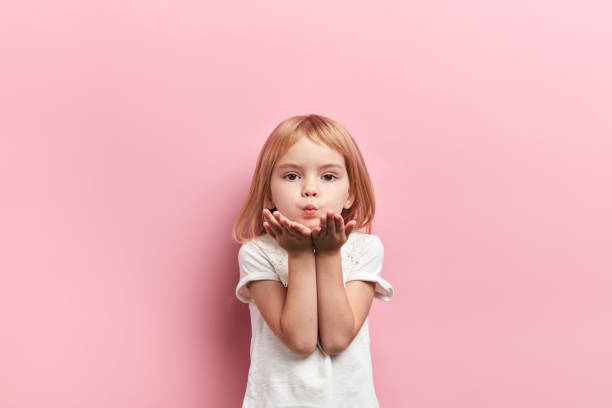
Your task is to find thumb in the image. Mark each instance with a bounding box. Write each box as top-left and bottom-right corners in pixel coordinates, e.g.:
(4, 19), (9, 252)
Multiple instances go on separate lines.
(345, 220), (356, 237)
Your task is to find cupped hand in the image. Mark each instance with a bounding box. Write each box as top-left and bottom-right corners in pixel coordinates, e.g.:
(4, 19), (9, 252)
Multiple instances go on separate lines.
(262, 209), (313, 254)
(311, 210), (356, 255)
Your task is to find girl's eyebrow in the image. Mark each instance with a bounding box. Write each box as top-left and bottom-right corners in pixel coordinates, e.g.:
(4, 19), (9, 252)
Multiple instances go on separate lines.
(277, 163), (344, 170)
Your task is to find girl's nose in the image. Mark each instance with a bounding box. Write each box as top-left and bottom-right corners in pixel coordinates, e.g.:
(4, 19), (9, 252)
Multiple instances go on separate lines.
(302, 179), (318, 197)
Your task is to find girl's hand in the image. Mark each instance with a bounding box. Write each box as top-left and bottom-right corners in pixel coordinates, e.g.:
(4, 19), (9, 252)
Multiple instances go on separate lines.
(311, 211), (357, 255)
(262, 209), (313, 254)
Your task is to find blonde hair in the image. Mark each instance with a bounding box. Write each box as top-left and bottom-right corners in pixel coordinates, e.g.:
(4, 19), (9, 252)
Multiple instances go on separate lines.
(231, 114), (376, 244)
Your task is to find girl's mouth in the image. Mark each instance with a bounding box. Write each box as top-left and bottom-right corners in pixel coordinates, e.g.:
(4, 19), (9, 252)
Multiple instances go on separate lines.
(303, 209), (318, 217)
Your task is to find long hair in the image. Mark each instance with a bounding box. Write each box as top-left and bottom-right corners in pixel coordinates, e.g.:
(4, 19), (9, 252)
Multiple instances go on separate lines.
(232, 114), (376, 244)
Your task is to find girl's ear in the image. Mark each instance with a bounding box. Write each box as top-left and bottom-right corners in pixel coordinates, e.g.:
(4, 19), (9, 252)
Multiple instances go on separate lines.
(344, 192), (355, 210)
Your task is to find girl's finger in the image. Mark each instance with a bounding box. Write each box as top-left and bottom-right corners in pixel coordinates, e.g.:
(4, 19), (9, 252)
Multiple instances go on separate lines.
(271, 210), (285, 225)
(296, 223), (311, 237)
(281, 214), (305, 239)
(273, 211), (289, 231)
(263, 222), (277, 240)
(269, 211), (283, 233)
(319, 215), (327, 236)
(277, 213), (298, 237)
(335, 214), (343, 234)
(289, 220), (306, 235)
(264, 208), (279, 225)
(327, 211), (335, 235)
(284, 220), (301, 238)
(345, 220), (355, 237)
(264, 210), (283, 235)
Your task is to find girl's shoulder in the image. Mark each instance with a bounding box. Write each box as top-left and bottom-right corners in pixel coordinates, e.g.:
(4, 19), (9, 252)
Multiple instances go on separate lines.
(346, 230), (383, 251)
(244, 233), (279, 252)
(342, 231), (383, 267)
(239, 234), (286, 267)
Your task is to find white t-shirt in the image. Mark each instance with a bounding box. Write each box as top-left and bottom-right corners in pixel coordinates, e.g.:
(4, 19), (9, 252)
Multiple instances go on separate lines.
(235, 231), (394, 408)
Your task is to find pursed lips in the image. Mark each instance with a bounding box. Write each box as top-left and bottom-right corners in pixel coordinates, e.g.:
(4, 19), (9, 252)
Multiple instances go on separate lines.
(302, 205), (318, 217)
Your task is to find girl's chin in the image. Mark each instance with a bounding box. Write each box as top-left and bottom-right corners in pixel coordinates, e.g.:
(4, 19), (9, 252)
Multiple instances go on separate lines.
(299, 219), (319, 228)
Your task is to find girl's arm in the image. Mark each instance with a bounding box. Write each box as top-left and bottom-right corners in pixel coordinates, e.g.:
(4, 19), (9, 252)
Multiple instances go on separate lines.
(249, 249), (318, 357)
(248, 210), (318, 357)
(315, 251), (376, 355)
(281, 249), (318, 353)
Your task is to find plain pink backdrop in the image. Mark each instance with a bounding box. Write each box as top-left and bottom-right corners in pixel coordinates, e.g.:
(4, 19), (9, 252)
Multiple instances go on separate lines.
(1, 1), (611, 407)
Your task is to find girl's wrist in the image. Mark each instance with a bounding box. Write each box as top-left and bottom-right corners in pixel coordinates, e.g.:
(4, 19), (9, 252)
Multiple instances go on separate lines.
(314, 248), (341, 257)
(287, 247), (315, 258)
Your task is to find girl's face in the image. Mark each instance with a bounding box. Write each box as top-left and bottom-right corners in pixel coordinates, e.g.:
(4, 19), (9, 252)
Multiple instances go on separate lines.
(268, 137), (353, 231)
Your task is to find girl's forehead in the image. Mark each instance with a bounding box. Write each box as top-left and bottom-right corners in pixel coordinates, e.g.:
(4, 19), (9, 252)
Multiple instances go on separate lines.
(276, 153), (345, 172)
(278, 137), (343, 162)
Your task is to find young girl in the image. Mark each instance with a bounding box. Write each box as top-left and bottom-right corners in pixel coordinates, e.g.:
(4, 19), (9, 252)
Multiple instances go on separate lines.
(232, 114), (394, 408)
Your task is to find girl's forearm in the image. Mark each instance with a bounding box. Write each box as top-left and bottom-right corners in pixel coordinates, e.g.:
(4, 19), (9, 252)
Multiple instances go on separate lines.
(315, 250), (354, 355)
(280, 249), (318, 355)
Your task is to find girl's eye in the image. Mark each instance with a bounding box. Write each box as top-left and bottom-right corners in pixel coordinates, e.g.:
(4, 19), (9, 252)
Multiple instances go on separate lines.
(284, 173), (298, 181)
(323, 174), (337, 181)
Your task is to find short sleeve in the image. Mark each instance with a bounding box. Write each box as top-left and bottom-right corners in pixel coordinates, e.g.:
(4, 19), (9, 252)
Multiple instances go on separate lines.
(345, 235), (394, 301)
(235, 241), (281, 303)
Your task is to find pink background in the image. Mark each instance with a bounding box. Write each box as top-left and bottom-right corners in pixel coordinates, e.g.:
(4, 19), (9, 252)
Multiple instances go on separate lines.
(1, 1), (611, 407)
